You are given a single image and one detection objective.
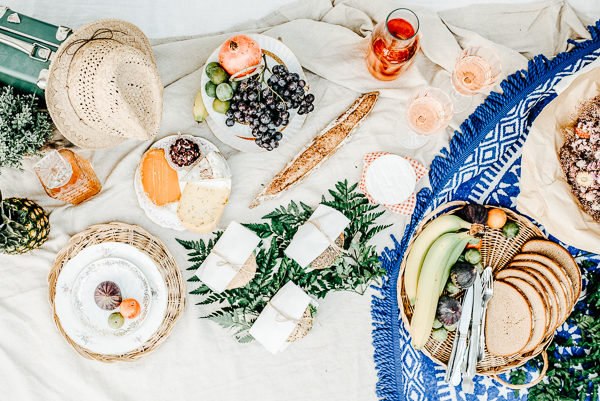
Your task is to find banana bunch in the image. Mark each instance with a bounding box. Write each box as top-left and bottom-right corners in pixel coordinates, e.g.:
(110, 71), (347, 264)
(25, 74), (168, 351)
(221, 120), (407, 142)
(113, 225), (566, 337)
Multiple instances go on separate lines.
(404, 215), (474, 349)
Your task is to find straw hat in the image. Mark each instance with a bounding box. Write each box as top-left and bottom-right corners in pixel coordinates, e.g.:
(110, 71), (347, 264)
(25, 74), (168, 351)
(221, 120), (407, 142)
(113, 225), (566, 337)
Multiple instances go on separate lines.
(46, 20), (163, 149)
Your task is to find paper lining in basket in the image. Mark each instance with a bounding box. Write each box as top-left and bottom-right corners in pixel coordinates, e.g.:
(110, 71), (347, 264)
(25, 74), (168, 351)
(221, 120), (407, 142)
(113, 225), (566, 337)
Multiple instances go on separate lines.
(284, 204), (350, 268)
(359, 152), (428, 216)
(249, 281), (316, 354)
(197, 221), (260, 293)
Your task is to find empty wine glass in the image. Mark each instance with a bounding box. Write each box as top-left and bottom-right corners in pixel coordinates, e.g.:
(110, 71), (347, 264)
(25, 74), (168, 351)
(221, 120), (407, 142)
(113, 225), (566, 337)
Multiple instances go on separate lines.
(450, 46), (502, 112)
(403, 86), (453, 148)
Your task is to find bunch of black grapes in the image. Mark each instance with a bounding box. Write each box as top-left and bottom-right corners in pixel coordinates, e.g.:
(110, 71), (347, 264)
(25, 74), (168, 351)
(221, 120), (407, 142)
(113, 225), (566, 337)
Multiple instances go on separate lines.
(226, 64), (315, 151)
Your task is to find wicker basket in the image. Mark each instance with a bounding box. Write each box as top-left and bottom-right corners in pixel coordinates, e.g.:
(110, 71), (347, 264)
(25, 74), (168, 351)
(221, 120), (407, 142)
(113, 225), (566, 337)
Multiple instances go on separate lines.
(48, 222), (186, 362)
(398, 201), (550, 388)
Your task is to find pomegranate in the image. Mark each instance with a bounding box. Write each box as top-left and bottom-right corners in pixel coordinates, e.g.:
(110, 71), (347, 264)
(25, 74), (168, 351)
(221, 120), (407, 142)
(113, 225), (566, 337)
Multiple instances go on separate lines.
(218, 35), (262, 77)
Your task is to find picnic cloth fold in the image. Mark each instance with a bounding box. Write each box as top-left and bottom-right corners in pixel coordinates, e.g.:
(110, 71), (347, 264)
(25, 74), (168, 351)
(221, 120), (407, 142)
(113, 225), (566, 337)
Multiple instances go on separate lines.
(0, 1), (594, 400)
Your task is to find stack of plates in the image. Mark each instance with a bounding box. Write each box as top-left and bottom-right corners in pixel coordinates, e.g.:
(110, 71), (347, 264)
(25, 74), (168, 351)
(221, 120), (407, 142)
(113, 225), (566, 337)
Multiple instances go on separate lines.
(49, 223), (185, 361)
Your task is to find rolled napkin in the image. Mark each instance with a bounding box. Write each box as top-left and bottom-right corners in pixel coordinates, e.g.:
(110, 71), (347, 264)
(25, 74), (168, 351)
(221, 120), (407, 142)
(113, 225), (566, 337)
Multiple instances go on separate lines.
(197, 221), (260, 293)
(284, 204), (350, 268)
(249, 281), (315, 354)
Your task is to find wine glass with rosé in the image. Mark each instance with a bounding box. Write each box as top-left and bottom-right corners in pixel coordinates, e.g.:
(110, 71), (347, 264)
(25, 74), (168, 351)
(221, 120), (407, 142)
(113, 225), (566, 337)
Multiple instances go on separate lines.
(404, 87), (454, 148)
(450, 46), (502, 112)
(366, 8), (420, 81)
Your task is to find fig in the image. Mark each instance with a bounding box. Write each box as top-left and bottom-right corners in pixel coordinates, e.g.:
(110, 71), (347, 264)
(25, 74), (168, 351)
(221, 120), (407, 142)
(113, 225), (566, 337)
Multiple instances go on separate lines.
(502, 220), (520, 238)
(94, 281), (122, 311)
(445, 281), (460, 295)
(450, 262), (477, 289)
(459, 203), (488, 225)
(464, 248), (481, 265)
(436, 295), (462, 326)
(432, 327), (448, 343)
(108, 312), (124, 329)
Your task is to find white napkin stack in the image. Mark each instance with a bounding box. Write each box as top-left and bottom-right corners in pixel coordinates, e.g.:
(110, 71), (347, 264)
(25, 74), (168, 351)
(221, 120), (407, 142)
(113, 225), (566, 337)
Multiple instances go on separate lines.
(197, 221), (260, 293)
(284, 204), (350, 268)
(249, 281), (314, 354)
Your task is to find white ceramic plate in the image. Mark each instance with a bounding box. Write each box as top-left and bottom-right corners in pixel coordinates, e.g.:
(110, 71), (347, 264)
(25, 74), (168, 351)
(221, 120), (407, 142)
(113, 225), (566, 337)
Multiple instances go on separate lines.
(365, 154), (417, 205)
(201, 33), (308, 153)
(71, 257), (151, 337)
(54, 242), (168, 355)
(134, 134), (231, 231)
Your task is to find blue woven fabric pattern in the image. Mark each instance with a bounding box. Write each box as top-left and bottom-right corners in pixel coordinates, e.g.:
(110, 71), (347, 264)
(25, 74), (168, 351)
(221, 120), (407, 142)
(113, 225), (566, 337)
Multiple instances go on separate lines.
(371, 21), (600, 401)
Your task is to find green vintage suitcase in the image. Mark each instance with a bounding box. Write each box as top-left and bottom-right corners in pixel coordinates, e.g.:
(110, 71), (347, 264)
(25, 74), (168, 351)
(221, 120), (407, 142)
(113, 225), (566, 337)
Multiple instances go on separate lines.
(0, 6), (71, 96)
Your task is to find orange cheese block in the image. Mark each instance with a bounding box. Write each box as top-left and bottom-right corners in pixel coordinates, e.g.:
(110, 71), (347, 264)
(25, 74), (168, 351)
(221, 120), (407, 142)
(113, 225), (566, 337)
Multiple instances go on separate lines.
(140, 148), (181, 206)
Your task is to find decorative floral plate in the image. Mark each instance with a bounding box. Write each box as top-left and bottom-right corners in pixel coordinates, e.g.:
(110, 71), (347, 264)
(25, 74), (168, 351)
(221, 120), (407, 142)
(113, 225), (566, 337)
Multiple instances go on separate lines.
(134, 133), (231, 231)
(201, 33), (308, 153)
(71, 257), (151, 337)
(54, 242), (168, 355)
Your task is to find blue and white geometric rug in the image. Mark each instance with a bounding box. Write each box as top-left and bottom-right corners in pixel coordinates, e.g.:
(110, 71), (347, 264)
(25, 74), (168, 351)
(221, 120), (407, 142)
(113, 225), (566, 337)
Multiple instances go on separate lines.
(371, 21), (600, 401)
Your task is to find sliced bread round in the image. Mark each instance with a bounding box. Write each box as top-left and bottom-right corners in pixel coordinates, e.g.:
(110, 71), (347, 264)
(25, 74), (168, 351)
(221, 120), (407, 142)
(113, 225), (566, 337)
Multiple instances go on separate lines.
(521, 239), (581, 303)
(512, 253), (574, 307)
(499, 277), (547, 353)
(485, 280), (533, 357)
(496, 268), (556, 332)
(509, 261), (570, 326)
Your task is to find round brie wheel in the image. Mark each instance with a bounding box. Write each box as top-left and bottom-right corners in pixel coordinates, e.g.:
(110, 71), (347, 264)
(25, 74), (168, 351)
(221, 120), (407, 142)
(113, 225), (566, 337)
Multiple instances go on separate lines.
(365, 155), (417, 205)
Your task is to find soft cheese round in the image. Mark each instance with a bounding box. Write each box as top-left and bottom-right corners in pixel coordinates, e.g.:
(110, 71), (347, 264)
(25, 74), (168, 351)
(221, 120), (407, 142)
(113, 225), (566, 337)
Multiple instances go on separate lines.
(365, 155), (416, 205)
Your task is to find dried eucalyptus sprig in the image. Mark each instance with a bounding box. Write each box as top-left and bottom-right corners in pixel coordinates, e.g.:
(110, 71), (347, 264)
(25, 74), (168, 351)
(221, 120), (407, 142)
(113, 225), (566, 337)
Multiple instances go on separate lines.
(177, 180), (390, 342)
(0, 85), (53, 172)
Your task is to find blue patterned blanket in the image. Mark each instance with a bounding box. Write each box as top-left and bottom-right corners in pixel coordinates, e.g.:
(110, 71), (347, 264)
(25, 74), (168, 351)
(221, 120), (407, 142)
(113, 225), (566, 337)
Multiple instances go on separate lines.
(371, 21), (600, 401)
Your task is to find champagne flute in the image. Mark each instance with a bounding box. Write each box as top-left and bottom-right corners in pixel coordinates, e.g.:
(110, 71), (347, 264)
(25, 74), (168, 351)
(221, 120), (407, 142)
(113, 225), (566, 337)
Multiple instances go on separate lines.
(450, 47), (502, 113)
(404, 86), (453, 148)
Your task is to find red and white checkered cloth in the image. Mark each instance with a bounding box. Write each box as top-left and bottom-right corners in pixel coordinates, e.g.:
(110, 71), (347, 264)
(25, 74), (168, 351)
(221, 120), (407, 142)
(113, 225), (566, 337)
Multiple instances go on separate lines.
(359, 152), (428, 216)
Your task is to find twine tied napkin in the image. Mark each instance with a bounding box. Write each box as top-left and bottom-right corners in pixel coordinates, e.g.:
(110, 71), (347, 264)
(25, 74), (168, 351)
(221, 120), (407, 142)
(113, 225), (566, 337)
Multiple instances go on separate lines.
(197, 221), (260, 293)
(359, 152), (428, 216)
(249, 281), (314, 354)
(284, 204), (350, 268)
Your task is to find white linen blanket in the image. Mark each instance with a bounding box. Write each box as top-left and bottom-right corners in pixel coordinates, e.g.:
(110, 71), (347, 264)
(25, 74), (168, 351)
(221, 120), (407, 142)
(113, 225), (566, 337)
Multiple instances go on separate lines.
(0, 1), (595, 400)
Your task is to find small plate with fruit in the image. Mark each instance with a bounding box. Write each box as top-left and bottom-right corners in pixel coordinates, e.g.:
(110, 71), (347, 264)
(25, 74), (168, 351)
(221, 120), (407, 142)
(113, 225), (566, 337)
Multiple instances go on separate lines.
(54, 242), (168, 355)
(196, 33), (315, 152)
(134, 134), (231, 232)
(71, 258), (151, 337)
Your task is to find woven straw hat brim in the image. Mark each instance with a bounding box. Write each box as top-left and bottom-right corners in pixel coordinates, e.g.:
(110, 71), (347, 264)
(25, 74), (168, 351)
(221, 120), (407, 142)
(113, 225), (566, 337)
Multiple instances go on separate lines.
(46, 19), (163, 149)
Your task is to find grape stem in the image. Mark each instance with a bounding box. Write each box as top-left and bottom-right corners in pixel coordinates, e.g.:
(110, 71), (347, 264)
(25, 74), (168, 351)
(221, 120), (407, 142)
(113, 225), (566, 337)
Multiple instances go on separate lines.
(259, 53), (288, 112)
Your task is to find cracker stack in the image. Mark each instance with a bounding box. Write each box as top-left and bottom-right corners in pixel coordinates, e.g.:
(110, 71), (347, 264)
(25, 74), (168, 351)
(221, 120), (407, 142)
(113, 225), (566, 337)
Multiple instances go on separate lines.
(485, 239), (581, 357)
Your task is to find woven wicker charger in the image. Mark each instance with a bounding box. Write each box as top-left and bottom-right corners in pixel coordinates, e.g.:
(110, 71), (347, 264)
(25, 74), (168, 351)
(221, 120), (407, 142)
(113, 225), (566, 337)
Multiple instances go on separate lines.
(398, 201), (550, 389)
(48, 222), (186, 362)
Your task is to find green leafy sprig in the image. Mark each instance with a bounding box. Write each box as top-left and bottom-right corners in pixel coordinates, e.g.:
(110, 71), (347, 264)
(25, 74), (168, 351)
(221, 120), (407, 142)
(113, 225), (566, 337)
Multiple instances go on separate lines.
(0, 85), (53, 172)
(177, 180), (390, 342)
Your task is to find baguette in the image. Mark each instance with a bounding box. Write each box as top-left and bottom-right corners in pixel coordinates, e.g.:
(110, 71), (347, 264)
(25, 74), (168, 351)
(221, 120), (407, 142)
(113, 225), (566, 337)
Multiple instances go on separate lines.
(249, 92), (379, 208)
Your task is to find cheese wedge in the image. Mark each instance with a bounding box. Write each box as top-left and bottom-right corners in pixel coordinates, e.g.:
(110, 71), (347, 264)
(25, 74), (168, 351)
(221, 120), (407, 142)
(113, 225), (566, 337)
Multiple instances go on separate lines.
(177, 181), (229, 233)
(141, 148), (181, 206)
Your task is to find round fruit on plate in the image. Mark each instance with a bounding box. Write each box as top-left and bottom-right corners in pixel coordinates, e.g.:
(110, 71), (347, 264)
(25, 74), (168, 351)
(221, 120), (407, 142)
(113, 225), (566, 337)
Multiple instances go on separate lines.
(200, 33), (314, 153)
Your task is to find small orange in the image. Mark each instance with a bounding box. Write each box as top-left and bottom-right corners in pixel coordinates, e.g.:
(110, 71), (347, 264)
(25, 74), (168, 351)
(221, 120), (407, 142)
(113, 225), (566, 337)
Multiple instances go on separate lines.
(119, 298), (141, 319)
(466, 239), (482, 250)
(487, 208), (507, 229)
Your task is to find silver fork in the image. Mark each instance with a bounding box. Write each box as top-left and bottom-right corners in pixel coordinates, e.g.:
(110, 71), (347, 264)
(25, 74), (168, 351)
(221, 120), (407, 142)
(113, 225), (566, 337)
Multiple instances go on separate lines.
(478, 267), (494, 361)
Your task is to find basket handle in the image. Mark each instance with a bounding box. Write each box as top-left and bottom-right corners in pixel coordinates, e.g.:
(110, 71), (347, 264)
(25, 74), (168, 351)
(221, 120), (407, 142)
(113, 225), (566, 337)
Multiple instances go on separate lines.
(490, 350), (548, 389)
